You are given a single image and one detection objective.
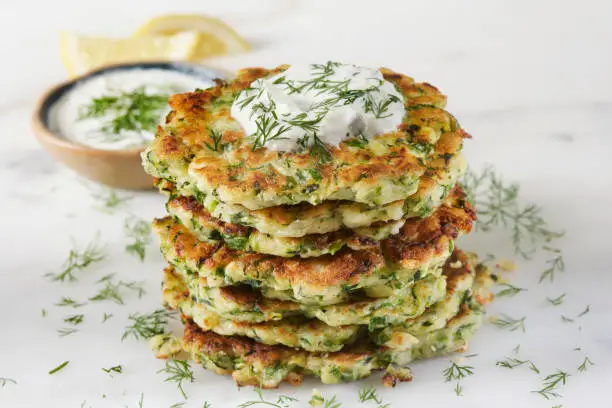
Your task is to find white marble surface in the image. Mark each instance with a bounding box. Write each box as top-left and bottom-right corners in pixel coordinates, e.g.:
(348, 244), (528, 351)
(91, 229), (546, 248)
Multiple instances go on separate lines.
(1, 0), (612, 407)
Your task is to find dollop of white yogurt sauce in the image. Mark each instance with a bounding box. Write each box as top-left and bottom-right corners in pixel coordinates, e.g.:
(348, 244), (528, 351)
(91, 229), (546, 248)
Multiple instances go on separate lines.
(50, 69), (210, 150)
(231, 62), (405, 151)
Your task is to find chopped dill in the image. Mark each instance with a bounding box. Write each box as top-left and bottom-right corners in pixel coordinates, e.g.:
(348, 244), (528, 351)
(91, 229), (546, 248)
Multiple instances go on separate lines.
(55, 297), (87, 308)
(124, 218), (152, 262)
(532, 370), (570, 399)
(64, 314), (84, 326)
(157, 359), (194, 400)
(547, 293), (566, 306)
(122, 309), (175, 341)
(496, 357), (540, 374)
(238, 387), (299, 408)
(495, 283), (527, 298)
(490, 314), (526, 332)
(57, 327), (79, 337)
(79, 86), (170, 142)
(578, 357), (594, 372)
(49, 361), (70, 375)
(443, 361), (474, 382)
(45, 233), (106, 282)
(89, 274), (145, 305)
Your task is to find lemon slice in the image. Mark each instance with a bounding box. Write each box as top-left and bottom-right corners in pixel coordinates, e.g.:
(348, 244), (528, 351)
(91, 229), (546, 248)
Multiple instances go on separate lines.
(134, 14), (251, 60)
(60, 31), (200, 77)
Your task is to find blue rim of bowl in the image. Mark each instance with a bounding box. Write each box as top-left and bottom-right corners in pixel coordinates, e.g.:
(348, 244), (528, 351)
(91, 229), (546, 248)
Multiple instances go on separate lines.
(33, 61), (227, 154)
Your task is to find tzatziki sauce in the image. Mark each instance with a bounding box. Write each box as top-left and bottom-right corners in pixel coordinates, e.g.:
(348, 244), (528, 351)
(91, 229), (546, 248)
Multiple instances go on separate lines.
(50, 69), (210, 150)
(231, 62), (405, 151)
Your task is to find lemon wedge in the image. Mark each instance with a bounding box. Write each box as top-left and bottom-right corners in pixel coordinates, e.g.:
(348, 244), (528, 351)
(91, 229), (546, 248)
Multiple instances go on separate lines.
(60, 31), (200, 77)
(133, 14), (251, 60)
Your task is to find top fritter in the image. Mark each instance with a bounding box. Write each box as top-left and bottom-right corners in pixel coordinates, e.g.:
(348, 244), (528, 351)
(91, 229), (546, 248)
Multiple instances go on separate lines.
(142, 62), (470, 210)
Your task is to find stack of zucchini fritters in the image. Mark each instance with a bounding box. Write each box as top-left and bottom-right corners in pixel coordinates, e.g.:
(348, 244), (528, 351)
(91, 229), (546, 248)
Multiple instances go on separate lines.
(142, 65), (494, 388)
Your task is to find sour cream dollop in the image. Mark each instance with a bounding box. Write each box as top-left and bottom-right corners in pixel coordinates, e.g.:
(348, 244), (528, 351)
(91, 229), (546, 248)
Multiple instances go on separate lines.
(231, 62), (405, 151)
(50, 69), (211, 150)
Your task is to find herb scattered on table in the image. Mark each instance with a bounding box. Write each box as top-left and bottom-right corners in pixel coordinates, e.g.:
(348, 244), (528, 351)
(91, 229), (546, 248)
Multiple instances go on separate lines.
(238, 387), (299, 408)
(102, 365), (123, 376)
(495, 357), (540, 374)
(490, 314), (526, 332)
(157, 359), (194, 400)
(89, 274), (145, 304)
(358, 386), (389, 407)
(532, 370), (570, 399)
(45, 234), (106, 282)
(443, 361), (474, 382)
(124, 218), (152, 262)
(577, 304), (590, 317)
(547, 293), (566, 306)
(55, 297), (87, 308)
(57, 327), (79, 337)
(495, 283), (527, 298)
(0, 377), (17, 387)
(122, 309), (175, 341)
(64, 314), (84, 326)
(102, 313), (114, 323)
(578, 357), (594, 372)
(454, 383), (463, 396)
(91, 188), (132, 213)
(49, 361), (70, 375)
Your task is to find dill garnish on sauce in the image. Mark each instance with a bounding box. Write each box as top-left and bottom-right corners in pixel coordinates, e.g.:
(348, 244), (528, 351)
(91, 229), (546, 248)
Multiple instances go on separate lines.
(79, 86), (170, 143)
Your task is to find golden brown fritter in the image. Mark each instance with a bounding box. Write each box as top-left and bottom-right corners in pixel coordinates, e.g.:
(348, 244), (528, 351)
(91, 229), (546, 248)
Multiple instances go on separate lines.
(142, 65), (471, 213)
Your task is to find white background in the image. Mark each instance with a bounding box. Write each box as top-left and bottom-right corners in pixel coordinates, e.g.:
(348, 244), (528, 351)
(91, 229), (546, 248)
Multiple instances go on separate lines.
(0, 0), (611, 407)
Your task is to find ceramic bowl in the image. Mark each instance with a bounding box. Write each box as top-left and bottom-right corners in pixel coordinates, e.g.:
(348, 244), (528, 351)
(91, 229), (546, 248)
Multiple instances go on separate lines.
(32, 61), (225, 190)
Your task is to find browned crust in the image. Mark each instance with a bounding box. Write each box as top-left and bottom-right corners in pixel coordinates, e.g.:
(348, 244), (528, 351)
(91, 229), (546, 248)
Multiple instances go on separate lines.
(154, 187), (475, 288)
(148, 65), (469, 209)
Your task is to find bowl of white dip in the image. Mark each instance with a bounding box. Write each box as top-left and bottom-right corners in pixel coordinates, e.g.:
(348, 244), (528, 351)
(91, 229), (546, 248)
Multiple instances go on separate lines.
(32, 62), (224, 189)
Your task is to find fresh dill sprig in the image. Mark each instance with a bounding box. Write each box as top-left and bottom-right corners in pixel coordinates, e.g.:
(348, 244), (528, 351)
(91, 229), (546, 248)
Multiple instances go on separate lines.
(358, 386), (389, 407)
(547, 293), (566, 306)
(454, 383), (463, 396)
(202, 402), (212, 408)
(122, 309), (175, 341)
(203, 128), (224, 152)
(102, 365), (123, 375)
(461, 167), (563, 259)
(91, 188), (132, 213)
(496, 357), (540, 374)
(512, 344), (521, 354)
(578, 304), (591, 317)
(102, 313), (113, 323)
(169, 403), (185, 408)
(309, 134), (332, 162)
(89, 274), (145, 304)
(539, 246), (565, 283)
(0, 377), (17, 387)
(490, 314), (526, 332)
(49, 361), (70, 375)
(250, 114), (291, 151)
(443, 361), (474, 382)
(238, 387), (299, 408)
(495, 283), (527, 298)
(363, 93), (401, 119)
(79, 86), (169, 140)
(64, 314), (84, 326)
(124, 218), (152, 262)
(578, 357), (594, 372)
(57, 327), (78, 337)
(45, 234), (106, 282)
(157, 359), (194, 400)
(55, 297), (87, 308)
(561, 315), (574, 323)
(532, 370), (570, 399)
